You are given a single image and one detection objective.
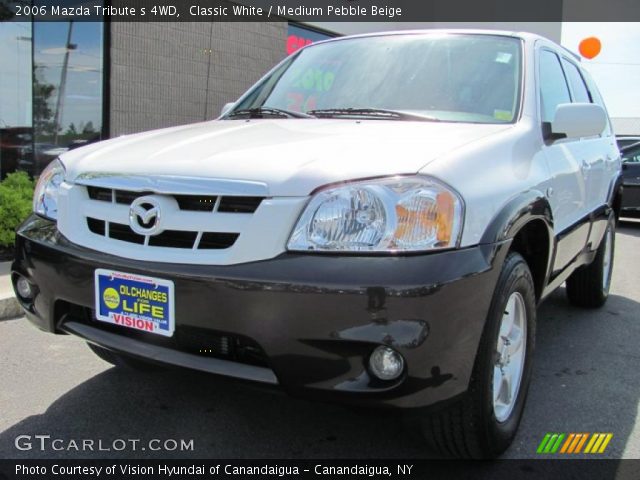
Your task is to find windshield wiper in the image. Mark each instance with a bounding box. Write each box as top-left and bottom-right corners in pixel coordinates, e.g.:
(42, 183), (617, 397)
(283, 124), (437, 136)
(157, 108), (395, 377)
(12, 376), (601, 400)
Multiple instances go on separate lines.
(306, 108), (440, 122)
(226, 107), (314, 119)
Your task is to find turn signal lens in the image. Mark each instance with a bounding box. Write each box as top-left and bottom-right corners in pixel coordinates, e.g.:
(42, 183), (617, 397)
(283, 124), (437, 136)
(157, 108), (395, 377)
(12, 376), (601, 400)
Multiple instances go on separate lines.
(393, 191), (457, 249)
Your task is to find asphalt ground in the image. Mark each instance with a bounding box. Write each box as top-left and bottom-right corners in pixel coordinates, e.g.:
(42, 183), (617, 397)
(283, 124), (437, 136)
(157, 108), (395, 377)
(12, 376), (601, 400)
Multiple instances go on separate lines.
(1, 220), (639, 460)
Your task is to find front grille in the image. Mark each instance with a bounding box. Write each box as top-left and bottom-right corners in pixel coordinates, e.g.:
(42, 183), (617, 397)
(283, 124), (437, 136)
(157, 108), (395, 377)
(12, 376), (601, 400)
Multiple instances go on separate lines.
(57, 303), (270, 368)
(87, 218), (105, 236)
(148, 230), (198, 248)
(175, 195), (218, 211)
(87, 219), (238, 250)
(86, 186), (113, 202)
(83, 186), (258, 250)
(218, 196), (263, 213)
(199, 232), (240, 249)
(109, 222), (145, 244)
(86, 186), (262, 213)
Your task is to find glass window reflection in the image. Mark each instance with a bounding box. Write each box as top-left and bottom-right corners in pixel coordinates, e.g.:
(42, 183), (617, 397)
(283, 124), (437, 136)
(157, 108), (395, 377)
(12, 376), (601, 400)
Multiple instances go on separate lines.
(32, 20), (104, 176)
(0, 21), (32, 179)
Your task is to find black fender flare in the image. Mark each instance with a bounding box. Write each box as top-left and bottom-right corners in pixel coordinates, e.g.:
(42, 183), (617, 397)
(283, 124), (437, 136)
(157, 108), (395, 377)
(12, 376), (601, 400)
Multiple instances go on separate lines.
(479, 191), (555, 300)
(480, 190), (554, 245)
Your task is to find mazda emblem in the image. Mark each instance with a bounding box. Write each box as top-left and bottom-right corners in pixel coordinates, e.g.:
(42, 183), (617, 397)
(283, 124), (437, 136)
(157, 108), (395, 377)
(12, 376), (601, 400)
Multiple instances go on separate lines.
(129, 196), (163, 236)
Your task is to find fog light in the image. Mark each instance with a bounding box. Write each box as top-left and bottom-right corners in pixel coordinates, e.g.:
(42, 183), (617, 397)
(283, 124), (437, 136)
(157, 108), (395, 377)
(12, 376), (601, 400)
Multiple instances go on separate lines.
(369, 346), (404, 381)
(15, 276), (34, 300)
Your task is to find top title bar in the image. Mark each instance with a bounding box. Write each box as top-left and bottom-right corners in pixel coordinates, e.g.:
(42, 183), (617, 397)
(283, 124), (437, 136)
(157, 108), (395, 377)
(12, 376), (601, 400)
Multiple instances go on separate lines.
(2, 0), (639, 22)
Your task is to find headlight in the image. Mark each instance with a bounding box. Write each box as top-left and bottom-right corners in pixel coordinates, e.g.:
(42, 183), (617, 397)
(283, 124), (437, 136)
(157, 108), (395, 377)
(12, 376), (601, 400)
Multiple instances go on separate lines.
(33, 158), (65, 220)
(287, 176), (463, 252)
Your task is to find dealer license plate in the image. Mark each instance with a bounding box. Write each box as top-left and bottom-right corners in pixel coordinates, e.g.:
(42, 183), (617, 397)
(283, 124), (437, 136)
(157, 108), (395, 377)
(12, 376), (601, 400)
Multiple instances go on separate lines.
(94, 269), (175, 337)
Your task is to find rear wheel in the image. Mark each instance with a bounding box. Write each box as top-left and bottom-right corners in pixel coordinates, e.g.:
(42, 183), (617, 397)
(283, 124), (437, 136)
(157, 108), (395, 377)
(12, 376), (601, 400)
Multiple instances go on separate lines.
(87, 343), (164, 372)
(419, 252), (536, 458)
(566, 215), (615, 308)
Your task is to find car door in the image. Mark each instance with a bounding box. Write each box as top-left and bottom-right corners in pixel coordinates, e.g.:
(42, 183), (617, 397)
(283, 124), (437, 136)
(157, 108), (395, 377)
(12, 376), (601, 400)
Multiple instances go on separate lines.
(537, 47), (590, 274)
(579, 69), (621, 248)
(560, 57), (611, 214)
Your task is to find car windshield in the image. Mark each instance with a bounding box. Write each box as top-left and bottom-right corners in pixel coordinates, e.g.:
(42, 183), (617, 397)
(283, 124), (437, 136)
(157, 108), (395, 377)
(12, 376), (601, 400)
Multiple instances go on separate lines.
(229, 34), (523, 124)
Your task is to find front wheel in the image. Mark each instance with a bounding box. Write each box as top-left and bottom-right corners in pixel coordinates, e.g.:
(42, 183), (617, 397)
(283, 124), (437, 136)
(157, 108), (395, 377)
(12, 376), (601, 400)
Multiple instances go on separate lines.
(419, 252), (536, 458)
(566, 215), (615, 309)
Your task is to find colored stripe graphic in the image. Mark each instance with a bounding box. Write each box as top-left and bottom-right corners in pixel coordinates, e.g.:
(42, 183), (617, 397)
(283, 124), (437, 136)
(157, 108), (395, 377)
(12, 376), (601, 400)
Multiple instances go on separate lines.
(538, 433), (613, 454)
(560, 433), (575, 453)
(550, 434), (565, 453)
(598, 434), (613, 453)
(567, 433), (582, 453)
(537, 433), (565, 453)
(574, 433), (589, 453)
(585, 433), (614, 453)
(536, 433), (552, 454)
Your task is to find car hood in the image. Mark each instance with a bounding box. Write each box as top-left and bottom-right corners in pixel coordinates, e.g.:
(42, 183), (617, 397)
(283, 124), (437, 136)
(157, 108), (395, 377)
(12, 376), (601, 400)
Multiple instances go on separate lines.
(63, 119), (511, 196)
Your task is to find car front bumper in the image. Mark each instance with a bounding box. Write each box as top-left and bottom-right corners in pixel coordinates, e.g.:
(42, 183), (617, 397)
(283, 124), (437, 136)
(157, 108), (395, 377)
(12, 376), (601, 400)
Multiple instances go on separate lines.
(12, 215), (507, 409)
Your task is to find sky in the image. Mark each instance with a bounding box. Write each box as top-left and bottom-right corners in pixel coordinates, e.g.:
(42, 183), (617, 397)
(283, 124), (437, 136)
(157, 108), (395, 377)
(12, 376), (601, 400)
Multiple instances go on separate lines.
(561, 22), (640, 119)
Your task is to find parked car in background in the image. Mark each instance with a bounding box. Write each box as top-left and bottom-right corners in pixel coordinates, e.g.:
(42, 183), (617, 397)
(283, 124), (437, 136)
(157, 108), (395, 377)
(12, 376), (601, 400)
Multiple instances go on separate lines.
(12, 30), (623, 458)
(621, 141), (640, 218)
(617, 135), (640, 149)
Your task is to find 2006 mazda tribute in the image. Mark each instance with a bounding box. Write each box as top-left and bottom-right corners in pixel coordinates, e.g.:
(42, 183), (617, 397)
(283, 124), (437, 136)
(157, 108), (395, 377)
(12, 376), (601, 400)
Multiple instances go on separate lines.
(13, 31), (622, 458)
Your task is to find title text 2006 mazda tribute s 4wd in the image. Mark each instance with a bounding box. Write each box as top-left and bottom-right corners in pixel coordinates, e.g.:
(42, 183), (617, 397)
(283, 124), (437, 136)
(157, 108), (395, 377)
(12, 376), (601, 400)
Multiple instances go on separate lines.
(12, 31), (622, 458)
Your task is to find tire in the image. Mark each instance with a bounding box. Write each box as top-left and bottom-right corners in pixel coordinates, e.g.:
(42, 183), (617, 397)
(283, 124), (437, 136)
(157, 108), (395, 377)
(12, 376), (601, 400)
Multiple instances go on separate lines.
(566, 215), (615, 309)
(419, 252), (536, 458)
(87, 343), (164, 372)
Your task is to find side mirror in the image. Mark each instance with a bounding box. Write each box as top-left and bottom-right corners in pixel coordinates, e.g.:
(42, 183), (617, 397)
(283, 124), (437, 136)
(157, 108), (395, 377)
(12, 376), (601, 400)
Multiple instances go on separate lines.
(551, 103), (606, 139)
(220, 102), (235, 117)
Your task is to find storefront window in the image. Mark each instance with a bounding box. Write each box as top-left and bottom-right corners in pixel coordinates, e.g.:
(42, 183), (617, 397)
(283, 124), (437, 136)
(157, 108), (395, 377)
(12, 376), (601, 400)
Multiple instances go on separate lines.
(32, 20), (104, 176)
(1, 13), (105, 179)
(0, 21), (33, 179)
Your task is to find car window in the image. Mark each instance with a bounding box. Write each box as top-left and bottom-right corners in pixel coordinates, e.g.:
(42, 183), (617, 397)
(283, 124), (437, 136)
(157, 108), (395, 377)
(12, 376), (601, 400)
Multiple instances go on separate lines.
(539, 50), (571, 123)
(562, 59), (591, 103)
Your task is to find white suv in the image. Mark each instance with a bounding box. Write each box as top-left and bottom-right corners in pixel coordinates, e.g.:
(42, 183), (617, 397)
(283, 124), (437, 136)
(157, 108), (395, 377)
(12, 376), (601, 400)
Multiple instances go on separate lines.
(13, 30), (622, 458)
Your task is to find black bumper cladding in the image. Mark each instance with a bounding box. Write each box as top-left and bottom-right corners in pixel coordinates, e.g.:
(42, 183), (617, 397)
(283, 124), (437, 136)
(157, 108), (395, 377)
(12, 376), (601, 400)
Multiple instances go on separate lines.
(12, 215), (505, 409)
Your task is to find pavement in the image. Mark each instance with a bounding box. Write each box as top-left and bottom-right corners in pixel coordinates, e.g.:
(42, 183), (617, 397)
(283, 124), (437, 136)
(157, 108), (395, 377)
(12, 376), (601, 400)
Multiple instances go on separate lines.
(0, 261), (20, 321)
(0, 220), (639, 460)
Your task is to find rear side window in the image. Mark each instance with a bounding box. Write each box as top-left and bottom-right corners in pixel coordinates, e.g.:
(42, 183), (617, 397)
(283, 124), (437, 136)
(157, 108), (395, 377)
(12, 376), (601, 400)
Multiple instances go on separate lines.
(539, 50), (571, 123)
(562, 60), (591, 103)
